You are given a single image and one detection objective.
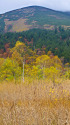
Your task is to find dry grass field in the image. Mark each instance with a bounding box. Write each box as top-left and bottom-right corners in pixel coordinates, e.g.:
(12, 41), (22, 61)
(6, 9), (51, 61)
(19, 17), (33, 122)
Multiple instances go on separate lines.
(0, 78), (70, 125)
(4, 19), (31, 32)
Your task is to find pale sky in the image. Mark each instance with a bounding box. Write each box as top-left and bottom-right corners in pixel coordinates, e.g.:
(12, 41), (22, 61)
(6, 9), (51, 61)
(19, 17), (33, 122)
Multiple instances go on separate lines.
(0, 0), (70, 14)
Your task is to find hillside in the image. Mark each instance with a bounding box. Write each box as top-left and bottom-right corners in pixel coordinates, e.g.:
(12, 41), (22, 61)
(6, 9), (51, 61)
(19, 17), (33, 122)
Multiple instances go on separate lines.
(0, 6), (70, 32)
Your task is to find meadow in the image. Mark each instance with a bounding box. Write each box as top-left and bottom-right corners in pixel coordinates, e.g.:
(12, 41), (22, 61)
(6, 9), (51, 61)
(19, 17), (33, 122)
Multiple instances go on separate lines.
(0, 78), (70, 125)
(0, 40), (70, 125)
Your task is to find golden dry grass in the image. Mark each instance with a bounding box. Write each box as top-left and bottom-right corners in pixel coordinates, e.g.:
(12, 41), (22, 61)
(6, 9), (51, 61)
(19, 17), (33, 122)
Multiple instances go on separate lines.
(44, 24), (54, 30)
(4, 19), (31, 32)
(0, 79), (70, 125)
(61, 25), (70, 30)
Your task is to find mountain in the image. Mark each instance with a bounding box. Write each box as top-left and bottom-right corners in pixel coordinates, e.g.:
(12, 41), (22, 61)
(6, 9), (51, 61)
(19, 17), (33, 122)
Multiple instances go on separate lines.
(0, 6), (70, 32)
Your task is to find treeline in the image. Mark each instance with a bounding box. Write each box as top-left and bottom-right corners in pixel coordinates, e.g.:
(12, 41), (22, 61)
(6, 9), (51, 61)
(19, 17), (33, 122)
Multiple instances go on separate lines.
(0, 27), (70, 62)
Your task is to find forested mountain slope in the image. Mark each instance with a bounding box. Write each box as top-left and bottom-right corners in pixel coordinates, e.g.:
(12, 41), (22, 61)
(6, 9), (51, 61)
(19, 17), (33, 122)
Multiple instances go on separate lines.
(0, 6), (70, 32)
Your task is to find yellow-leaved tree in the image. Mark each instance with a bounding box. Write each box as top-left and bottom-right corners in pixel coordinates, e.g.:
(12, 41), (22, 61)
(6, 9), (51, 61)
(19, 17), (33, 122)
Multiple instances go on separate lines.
(0, 58), (22, 81)
(44, 66), (61, 85)
(36, 55), (51, 69)
(34, 55), (62, 84)
(11, 41), (36, 66)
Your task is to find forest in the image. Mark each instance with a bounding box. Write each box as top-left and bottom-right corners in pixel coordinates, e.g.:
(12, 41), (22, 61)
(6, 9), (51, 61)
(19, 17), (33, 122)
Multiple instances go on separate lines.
(0, 27), (70, 81)
(0, 27), (70, 124)
(0, 27), (70, 63)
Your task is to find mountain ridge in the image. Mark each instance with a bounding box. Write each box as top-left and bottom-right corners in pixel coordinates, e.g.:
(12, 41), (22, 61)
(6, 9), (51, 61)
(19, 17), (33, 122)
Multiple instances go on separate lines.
(0, 6), (70, 32)
(0, 6), (63, 15)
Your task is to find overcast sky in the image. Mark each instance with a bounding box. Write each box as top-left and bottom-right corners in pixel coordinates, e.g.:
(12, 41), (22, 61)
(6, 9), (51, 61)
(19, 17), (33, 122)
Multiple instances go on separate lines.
(0, 0), (70, 14)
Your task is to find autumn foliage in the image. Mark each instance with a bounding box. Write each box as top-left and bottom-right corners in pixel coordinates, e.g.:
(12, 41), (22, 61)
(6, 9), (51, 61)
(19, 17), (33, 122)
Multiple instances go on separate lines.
(0, 41), (70, 82)
(0, 41), (70, 125)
